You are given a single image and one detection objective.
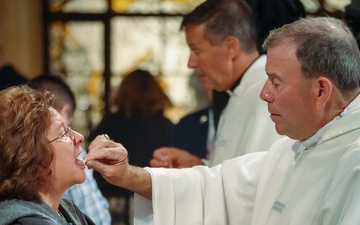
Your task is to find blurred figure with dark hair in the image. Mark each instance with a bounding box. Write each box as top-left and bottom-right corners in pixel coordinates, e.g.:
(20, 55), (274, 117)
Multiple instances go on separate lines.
(30, 75), (76, 120)
(110, 69), (173, 120)
(88, 69), (174, 224)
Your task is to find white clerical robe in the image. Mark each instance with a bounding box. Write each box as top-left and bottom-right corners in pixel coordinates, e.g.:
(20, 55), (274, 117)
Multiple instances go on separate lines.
(134, 102), (360, 225)
(209, 55), (282, 167)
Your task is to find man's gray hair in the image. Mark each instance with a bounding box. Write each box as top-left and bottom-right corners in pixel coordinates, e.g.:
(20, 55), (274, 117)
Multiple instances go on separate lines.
(263, 17), (360, 94)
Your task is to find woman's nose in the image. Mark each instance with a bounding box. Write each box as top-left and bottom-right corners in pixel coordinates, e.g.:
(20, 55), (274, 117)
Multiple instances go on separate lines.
(73, 130), (84, 145)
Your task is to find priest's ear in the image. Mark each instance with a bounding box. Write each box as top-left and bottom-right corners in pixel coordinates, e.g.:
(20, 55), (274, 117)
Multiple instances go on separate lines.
(223, 36), (241, 58)
(314, 76), (332, 106)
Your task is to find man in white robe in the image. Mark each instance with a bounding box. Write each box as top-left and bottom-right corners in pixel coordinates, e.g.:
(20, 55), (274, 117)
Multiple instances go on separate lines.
(150, 0), (282, 169)
(85, 17), (360, 225)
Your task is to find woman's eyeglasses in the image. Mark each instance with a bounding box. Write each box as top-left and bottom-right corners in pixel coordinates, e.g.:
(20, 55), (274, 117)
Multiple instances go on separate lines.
(48, 125), (75, 143)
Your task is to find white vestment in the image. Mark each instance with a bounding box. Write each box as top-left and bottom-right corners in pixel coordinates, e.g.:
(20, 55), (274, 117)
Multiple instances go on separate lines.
(209, 55), (282, 167)
(134, 100), (360, 225)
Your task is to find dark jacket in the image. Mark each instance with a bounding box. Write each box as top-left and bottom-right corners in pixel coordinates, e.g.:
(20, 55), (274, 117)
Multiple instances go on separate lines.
(0, 64), (27, 91)
(172, 108), (209, 159)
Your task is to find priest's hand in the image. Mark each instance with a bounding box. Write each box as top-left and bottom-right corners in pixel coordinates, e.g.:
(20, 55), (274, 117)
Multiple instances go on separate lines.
(85, 135), (152, 199)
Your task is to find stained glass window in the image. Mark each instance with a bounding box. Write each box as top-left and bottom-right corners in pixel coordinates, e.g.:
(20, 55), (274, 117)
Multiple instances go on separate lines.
(45, 0), (205, 138)
(48, 0), (108, 13)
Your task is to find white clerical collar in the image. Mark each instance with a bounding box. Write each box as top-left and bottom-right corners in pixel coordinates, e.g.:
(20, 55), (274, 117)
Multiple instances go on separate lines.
(301, 94), (360, 149)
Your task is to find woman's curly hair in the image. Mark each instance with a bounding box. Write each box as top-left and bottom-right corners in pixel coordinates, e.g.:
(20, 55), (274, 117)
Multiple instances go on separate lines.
(0, 85), (55, 201)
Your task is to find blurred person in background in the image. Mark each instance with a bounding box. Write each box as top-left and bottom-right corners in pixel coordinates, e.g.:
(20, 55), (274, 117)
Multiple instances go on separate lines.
(88, 69), (174, 224)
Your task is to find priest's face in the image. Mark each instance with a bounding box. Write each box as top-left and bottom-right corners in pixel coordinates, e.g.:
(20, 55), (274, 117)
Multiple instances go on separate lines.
(260, 40), (320, 140)
(185, 23), (236, 92)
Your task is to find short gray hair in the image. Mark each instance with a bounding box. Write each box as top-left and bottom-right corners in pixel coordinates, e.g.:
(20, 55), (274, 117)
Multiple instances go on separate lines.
(263, 17), (360, 94)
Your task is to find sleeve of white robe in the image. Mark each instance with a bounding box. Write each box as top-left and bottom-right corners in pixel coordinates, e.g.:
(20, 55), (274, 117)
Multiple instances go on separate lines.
(134, 152), (267, 225)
